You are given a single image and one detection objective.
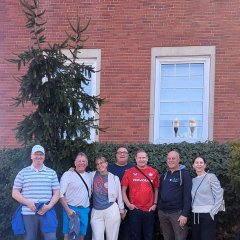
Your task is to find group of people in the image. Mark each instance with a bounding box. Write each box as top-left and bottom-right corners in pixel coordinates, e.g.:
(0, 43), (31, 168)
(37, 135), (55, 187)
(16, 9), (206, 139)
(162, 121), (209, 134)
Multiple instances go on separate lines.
(12, 145), (224, 240)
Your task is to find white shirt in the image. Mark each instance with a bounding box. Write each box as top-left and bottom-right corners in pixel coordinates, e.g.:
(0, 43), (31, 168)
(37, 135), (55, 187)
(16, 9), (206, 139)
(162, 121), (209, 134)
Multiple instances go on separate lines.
(60, 171), (91, 208)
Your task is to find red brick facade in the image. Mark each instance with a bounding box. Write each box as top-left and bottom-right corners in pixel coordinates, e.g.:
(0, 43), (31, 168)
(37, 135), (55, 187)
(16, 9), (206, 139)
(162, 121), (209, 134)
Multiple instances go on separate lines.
(1, 0), (240, 147)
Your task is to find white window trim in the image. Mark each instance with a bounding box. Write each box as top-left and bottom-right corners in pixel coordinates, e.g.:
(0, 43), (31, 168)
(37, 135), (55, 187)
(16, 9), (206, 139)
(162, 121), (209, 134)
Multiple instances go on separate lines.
(62, 49), (101, 142)
(149, 46), (215, 143)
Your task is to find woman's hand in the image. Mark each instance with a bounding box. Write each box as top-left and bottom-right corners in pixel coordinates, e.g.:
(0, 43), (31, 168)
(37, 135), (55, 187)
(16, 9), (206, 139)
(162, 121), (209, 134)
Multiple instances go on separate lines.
(120, 212), (127, 220)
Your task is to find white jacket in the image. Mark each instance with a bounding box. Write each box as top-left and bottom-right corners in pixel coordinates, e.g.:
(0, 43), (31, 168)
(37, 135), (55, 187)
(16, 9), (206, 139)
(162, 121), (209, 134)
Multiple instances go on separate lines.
(90, 171), (125, 213)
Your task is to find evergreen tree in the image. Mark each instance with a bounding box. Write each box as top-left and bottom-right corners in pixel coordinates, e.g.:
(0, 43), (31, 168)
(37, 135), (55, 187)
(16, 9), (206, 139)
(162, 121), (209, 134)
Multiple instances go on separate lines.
(9, 0), (104, 167)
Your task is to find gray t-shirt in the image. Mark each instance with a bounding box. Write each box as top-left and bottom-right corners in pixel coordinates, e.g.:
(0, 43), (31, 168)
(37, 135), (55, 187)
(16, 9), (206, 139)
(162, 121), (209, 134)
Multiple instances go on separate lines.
(92, 171), (113, 210)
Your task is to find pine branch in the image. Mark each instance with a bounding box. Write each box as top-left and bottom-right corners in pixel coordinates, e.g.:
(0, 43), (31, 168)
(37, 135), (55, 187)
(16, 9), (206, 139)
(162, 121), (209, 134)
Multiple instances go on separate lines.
(20, 0), (47, 51)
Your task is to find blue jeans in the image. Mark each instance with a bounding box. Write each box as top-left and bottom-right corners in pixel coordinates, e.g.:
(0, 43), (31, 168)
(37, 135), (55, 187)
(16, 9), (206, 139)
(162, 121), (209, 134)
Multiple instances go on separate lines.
(129, 208), (155, 240)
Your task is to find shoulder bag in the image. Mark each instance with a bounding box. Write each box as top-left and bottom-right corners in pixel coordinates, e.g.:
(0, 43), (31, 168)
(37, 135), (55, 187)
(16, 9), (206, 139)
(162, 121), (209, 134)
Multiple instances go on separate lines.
(134, 166), (154, 192)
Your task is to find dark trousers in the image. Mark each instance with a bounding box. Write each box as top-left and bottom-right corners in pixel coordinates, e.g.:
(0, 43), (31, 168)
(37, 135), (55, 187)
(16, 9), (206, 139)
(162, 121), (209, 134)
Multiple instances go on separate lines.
(191, 213), (216, 240)
(129, 208), (155, 240)
(118, 211), (131, 240)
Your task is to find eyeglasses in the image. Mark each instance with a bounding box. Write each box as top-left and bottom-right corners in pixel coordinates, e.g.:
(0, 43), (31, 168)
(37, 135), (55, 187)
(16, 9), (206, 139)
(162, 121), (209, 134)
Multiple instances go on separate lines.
(96, 161), (106, 166)
(117, 151), (128, 155)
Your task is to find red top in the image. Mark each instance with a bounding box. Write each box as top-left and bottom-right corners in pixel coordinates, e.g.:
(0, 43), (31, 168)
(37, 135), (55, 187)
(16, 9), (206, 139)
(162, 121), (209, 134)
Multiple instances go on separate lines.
(121, 166), (160, 211)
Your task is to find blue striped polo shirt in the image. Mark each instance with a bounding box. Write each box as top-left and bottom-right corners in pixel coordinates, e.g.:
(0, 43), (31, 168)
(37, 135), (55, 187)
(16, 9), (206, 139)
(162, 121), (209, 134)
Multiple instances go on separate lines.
(13, 164), (60, 215)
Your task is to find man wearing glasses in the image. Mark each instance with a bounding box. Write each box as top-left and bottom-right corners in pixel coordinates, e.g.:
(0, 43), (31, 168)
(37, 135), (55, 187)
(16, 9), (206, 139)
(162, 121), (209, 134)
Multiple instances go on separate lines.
(108, 147), (134, 240)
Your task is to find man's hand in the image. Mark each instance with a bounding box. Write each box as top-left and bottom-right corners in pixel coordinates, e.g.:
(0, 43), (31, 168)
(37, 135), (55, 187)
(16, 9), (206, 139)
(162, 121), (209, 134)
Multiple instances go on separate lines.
(37, 204), (50, 215)
(66, 209), (75, 219)
(178, 215), (187, 227)
(148, 204), (157, 212)
(12, 189), (37, 212)
(26, 201), (37, 212)
(127, 203), (137, 210)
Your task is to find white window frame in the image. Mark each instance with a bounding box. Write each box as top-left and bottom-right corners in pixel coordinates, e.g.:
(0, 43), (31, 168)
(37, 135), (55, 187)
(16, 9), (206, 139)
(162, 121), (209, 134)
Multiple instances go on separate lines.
(149, 46), (215, 143)
(62, 49), (101, 142)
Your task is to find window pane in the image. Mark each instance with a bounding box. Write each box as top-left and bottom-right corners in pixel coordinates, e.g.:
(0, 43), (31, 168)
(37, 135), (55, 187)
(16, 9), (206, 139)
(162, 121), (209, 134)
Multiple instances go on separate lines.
(176, 64), (189, 76)
(161, 64), (175, 76)
(161, 76), (203, 88)
(160, 89), (203, 101)
(190, 63), (204, 75)
(160, 102), (202, 114)
(189, 76), (204, 88)
(83, 80), (93, 96)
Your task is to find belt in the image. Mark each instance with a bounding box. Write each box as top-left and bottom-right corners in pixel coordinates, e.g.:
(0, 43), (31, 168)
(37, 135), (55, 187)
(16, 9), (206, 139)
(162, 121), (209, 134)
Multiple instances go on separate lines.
(68, 204), (84, 208)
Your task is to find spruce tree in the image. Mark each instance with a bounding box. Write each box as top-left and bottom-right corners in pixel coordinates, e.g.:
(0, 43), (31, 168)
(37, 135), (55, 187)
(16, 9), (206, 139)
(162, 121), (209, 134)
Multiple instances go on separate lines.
(9, 0), (104, 167)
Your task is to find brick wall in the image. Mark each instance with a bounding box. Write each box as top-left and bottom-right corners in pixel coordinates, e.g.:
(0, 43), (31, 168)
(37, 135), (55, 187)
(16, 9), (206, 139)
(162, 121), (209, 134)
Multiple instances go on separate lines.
(1, 0), (240, 147)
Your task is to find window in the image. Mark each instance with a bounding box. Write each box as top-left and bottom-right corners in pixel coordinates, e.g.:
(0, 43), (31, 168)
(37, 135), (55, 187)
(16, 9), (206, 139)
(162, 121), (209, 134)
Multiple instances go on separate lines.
(149, 46), (215, 143)
(62, 49), (101, 142)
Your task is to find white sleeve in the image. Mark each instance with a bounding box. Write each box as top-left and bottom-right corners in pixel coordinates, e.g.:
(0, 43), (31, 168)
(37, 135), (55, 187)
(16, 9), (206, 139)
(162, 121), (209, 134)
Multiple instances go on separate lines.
(115, 176), (125, 212)
(209, 174), (223, 217)
(60, 172), (69, 198)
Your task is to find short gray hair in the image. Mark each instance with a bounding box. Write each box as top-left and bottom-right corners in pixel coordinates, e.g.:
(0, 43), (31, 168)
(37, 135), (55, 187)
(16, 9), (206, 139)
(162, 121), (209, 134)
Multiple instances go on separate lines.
(75, 152), (88, 163)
